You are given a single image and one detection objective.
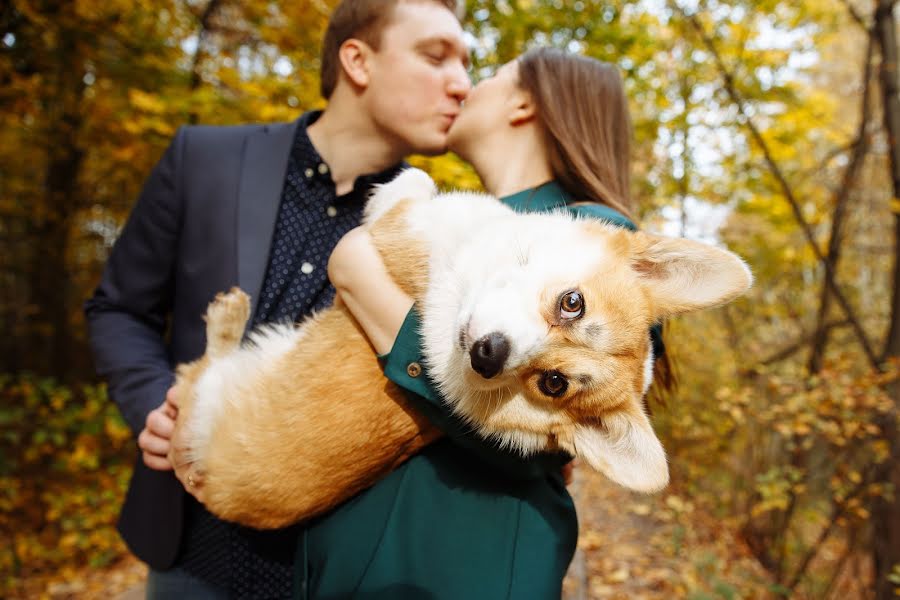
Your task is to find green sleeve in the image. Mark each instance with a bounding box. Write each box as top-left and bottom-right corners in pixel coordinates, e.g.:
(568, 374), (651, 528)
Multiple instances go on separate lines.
(380, 308), (570, 479)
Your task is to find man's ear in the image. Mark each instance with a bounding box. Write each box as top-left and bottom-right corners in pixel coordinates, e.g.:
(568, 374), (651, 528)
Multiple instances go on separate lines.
(571, 410), (669, 493)
(338, 38), (373, 89)
(629, 231), (753, 318)
(508, 90), (537, 126)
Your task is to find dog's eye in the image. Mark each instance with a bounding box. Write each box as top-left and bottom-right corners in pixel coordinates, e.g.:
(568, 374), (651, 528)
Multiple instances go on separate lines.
(539, 371), (569, 397)
(559, 291), (584, 320)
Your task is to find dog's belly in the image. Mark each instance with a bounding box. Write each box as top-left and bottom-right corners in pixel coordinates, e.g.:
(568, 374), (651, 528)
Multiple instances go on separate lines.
(188, 321), (307, 464)
(192, 305), (441, 529)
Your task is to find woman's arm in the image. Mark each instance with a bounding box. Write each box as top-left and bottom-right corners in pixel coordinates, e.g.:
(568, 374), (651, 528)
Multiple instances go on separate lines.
(328, 227), (414, 355)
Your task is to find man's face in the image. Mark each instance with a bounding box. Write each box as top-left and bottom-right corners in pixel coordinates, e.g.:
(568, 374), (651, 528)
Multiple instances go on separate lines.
(364, 2), (471, 156)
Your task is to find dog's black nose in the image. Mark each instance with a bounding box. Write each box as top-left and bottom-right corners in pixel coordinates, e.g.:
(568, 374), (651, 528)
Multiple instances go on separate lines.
(469, 332), (511, 379)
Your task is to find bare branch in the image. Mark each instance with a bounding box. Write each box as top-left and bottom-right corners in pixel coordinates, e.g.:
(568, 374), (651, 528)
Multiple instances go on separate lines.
(800, 138), (865, 183)
(808, 31), (876, 374)
(821, 529), (858, 600)
(786, 467), (874, 592)
(744, 319), (852, 372)
(670, 5), (883, 370)
(836, 0), (868, 29)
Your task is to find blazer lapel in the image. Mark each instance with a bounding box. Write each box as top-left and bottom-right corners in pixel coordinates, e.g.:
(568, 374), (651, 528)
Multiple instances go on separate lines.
(237, 119), (300, 322)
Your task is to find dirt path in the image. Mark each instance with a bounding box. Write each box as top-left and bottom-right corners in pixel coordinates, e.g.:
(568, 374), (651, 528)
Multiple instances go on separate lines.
(563, 465), (771, 599)
(7, 553), (147, 600)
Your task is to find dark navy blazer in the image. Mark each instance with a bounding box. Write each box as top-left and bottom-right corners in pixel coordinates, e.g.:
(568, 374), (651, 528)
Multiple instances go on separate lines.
(85, 118), (303, 570)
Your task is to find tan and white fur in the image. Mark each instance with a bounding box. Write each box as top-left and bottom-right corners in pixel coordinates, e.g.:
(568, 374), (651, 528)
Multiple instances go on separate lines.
(170, 168), (752, 529)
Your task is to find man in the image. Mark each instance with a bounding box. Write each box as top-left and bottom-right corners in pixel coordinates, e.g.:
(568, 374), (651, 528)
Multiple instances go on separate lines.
(85, 1), (469, 596)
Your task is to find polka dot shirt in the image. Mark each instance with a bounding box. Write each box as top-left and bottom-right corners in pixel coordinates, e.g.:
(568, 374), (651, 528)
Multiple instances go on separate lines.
(253, 114), (402, 324)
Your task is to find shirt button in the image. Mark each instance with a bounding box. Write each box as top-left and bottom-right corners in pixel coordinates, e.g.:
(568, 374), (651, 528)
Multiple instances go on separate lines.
(304, 167), (314, 178)
(318, 163), (329, 175)
(326, 206), (337, 217)
(301, 262), (314, 274)
(407, 362), (422, 378)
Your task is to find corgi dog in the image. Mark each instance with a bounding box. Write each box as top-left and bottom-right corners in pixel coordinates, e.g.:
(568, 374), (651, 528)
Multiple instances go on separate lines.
(169, 168), (752, 529)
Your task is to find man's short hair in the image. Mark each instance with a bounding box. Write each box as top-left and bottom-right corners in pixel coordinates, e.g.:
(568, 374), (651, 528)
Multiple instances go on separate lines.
(320, 0), (460, 99)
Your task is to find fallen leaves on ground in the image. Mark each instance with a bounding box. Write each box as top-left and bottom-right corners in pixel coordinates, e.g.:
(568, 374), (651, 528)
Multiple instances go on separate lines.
(6, 553), (145, 600)
(563, 464), (773, 600)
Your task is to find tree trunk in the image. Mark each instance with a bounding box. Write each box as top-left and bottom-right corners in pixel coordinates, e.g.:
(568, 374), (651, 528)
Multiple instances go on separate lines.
(31, 141), (83, 379)
(187, 0), (224, 123)
(872, 2), (900, 599)
(882, 2), (900, 364)
(23, 27), (86, 380)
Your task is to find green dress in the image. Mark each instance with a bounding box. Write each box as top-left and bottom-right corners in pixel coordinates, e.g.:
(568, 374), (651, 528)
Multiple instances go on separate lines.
(294, 181), (636, 600)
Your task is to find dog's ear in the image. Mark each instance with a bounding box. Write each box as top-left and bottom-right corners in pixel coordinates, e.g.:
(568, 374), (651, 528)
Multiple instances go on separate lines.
(629, 232), (752, 318)
(572, 409), (669, 493)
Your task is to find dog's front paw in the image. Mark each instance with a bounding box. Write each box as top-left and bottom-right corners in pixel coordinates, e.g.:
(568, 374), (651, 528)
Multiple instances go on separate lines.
(205, 287), (251, 356)
(364, 168), (436, 224)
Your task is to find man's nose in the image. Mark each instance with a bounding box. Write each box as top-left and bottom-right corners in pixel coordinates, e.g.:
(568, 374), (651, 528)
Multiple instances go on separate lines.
(447, 64), (471, 101)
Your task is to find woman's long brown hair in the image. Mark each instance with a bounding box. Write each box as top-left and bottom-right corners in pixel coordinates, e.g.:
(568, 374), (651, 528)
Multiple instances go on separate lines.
(516, 47), (676, 396)
(516, 47), (636, 220)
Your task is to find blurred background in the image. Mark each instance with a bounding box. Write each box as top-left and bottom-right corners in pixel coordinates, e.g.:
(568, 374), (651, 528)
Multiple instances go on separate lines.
(1, 0), (898, 598)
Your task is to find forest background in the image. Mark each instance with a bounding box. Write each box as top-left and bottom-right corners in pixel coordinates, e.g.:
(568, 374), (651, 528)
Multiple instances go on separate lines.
(2, 0), (899, 598)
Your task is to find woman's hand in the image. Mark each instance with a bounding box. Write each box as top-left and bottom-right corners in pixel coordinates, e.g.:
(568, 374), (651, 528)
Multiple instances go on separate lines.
(328, 227), (414, 355)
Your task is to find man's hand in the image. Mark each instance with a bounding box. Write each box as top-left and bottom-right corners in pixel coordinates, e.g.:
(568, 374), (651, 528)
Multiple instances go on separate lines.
(138, 387), (179, 471)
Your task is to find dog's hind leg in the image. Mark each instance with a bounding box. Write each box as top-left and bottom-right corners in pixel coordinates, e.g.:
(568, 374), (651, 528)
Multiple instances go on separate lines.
(204, 287), (251, 358)
(168, 289), (251, 498)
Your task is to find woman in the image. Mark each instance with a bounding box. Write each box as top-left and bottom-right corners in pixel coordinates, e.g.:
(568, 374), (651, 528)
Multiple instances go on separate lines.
(308, 48), (670, 598)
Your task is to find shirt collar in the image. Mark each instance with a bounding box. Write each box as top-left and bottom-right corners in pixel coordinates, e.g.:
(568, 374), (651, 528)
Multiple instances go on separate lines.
(293, 110), (406, 200)
(501, 180), (637, 231)
(292, 110), (329, 182)
(500, 180), (572, 213)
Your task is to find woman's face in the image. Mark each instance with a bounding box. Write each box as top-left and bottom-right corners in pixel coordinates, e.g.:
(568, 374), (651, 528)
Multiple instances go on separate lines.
(447, 60), (522, 156)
